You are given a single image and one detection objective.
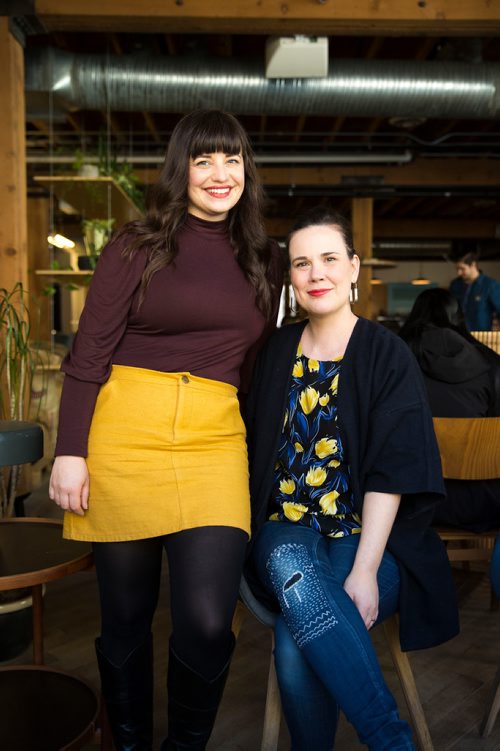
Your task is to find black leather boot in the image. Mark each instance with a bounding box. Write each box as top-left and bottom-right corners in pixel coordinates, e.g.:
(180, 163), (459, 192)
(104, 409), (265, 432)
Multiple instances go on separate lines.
(95, 633), (154, 751)
(161, 636), (234, 750)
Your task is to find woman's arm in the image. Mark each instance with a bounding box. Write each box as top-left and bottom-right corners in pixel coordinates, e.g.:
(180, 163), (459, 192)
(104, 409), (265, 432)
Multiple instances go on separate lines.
(343, 491), (401, 629)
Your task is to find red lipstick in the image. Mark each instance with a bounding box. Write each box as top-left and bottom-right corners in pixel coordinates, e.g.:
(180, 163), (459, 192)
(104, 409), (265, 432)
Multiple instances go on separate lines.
(308, 289), (331, 297)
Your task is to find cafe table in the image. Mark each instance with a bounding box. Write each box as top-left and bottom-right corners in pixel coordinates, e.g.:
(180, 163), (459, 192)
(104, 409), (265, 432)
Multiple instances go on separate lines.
(0, 516), (93, 664)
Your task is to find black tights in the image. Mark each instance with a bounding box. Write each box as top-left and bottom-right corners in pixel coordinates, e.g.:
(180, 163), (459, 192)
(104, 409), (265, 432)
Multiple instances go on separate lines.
(93, 526), (247, 679)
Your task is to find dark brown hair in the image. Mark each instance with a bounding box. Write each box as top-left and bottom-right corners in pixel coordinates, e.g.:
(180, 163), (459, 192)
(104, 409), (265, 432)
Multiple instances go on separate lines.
(117, 109), (276, 318)
(287, 206), (356, 260)
(455, 250), (479, 266)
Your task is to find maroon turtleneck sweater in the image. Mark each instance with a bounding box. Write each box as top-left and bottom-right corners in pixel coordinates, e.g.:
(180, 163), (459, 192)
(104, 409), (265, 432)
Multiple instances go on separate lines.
(55, 214), (283, 457)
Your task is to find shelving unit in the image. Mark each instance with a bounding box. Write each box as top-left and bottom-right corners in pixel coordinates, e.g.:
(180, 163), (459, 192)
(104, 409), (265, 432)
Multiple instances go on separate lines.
(33, 175), (142, 228)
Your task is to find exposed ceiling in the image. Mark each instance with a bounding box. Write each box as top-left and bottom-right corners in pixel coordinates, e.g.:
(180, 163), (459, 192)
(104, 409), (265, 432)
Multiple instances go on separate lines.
(13, 2), (500, 260)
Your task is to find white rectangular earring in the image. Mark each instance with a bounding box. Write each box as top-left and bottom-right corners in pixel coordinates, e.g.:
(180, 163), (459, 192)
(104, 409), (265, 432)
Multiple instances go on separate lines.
(350, 282), (359, 303)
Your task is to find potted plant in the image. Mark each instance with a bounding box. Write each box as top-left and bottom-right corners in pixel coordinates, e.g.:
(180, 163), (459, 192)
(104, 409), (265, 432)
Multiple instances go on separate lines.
(97, 135), (145, 213)
(79, 217), (115, 269)
(0, 282), (42, 659)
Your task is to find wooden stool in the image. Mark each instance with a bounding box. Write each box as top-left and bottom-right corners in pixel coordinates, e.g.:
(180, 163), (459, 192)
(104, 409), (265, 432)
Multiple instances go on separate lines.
(238, 577), (433, 751)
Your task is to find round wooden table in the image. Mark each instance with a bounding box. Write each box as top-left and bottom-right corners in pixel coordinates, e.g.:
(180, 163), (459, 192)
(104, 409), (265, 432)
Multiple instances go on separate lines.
(0, 517), (93, 664)
(0, 664), (99, 750)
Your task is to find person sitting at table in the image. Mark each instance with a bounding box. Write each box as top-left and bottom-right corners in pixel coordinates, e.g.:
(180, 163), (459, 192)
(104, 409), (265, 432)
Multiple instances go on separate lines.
(399, 287), (500, 533)
(244, 206), (459, 750)
(398, 287), (500, 418)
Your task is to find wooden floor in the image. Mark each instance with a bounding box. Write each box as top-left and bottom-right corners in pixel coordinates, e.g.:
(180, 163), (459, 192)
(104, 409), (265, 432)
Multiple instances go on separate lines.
(11, 490), (500, 750)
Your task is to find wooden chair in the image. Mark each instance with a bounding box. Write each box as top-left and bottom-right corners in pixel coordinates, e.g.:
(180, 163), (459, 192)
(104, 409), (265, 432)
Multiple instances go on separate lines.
(432, 417), (500, 739)
(238, 576), (433, 751)
(432, 417), (500, 569)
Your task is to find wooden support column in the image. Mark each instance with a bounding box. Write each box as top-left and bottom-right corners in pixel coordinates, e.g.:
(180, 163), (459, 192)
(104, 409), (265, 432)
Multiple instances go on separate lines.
(351, 198), (374, 320)
(27, 198), (52, 341)
(0, 19), (27, 293)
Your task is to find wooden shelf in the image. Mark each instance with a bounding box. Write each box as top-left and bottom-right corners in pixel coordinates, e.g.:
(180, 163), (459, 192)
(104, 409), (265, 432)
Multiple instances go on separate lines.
(35, 270), (93, 283)
(33, 175), (142, 228)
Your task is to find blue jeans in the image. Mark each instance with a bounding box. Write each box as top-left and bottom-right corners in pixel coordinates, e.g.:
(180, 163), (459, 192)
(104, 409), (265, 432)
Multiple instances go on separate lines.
(253, 522), (415, 750)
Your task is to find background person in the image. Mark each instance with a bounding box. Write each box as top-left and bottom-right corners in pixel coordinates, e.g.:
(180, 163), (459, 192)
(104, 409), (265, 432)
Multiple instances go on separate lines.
(450, 249), (500, 331)
(49, 109), (284, 751)
(399, 287), (500, 533)
(244, 207), (458, 750)
(399, 287), (500, 418)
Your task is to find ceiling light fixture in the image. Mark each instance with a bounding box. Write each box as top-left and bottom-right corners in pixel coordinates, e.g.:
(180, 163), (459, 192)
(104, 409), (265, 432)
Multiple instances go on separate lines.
(411, 276), (432, 286)
(47, 233), (75, 250)
(411, 262), (432, 286)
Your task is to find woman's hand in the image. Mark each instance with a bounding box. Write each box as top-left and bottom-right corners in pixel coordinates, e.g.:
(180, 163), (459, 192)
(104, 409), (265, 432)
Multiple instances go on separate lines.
(343, 567), (379, 629)
(49, 456), (90, 516)
(344, 491), (401, 630)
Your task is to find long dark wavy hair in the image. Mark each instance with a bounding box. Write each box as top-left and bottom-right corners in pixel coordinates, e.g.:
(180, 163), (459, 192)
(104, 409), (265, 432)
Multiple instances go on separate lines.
(117, 109), (276, 318)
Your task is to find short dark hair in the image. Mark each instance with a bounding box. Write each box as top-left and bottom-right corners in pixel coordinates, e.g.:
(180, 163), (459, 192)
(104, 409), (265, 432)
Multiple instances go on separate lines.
(455, 250), (479, 266)
(287, 206), (355, 259)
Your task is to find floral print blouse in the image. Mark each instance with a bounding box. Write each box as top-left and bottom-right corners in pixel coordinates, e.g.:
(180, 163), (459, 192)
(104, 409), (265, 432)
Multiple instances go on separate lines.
(270, 343), (362, 538)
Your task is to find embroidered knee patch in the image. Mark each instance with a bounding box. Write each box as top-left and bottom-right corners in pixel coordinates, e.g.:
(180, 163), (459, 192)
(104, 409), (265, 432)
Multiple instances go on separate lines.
(266, 543), (338, 648)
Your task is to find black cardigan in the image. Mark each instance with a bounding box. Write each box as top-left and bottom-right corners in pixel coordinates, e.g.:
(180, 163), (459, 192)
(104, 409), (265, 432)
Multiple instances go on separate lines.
(245, 317), (459, 651)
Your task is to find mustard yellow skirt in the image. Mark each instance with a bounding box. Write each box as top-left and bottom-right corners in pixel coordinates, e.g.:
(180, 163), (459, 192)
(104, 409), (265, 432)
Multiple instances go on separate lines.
(63, 365), (251, 542)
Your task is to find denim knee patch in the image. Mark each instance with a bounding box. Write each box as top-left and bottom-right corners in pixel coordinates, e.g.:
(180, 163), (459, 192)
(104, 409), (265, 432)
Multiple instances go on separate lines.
(266, 543), (338, 648)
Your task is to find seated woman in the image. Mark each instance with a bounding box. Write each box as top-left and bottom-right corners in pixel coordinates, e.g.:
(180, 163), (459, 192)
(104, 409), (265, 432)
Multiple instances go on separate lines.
(244, 207), (459, 750)
(399, 288), (500, 532)
(398, 287), (500, 418)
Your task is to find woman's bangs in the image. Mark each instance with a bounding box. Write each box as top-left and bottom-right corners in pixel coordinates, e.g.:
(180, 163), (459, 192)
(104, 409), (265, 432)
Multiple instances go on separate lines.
(189, 120), (244, 159)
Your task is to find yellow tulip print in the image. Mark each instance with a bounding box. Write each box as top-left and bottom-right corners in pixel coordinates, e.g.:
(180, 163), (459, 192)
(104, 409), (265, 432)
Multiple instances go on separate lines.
(293, 359), (304, 378)
(319, 394), (330, 406)
(328, 459), (340, 468)
(330, 374), (339, 395)
(294, 442), (304, 453)
(319, 490), (339, 515)
(308, 358), (319, 372)
(299, 386), (320, 415)
(283, 502), (308, 522)
(315, 437), (337, 459)
(280, 478), (296, 495)
(305, 466), (327, 487)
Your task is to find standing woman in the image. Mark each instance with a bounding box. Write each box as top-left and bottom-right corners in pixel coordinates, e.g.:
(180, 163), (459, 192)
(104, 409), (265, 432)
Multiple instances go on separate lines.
(49, 110), (283, 751)
(245, 207), (459, 749)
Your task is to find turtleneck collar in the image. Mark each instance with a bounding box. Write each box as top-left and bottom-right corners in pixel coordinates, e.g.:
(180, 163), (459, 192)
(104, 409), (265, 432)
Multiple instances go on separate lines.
(185, 212), (229, 236)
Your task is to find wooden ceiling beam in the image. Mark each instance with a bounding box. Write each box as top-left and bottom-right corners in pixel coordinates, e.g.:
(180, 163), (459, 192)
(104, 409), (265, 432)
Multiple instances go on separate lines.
(34, 1), (500, 35)
(265, 217), (500, 239)
(134, 159), (500, 187)
(376, 218), (500, 238)
(256, 159), (500, 187)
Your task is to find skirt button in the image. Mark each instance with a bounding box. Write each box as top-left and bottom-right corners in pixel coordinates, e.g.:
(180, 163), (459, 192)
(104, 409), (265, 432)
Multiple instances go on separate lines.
(181, 375), (190, 384)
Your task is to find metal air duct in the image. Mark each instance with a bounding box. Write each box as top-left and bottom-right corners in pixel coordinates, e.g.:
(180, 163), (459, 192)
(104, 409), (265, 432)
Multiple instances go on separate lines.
(25, 47), (500, 120)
